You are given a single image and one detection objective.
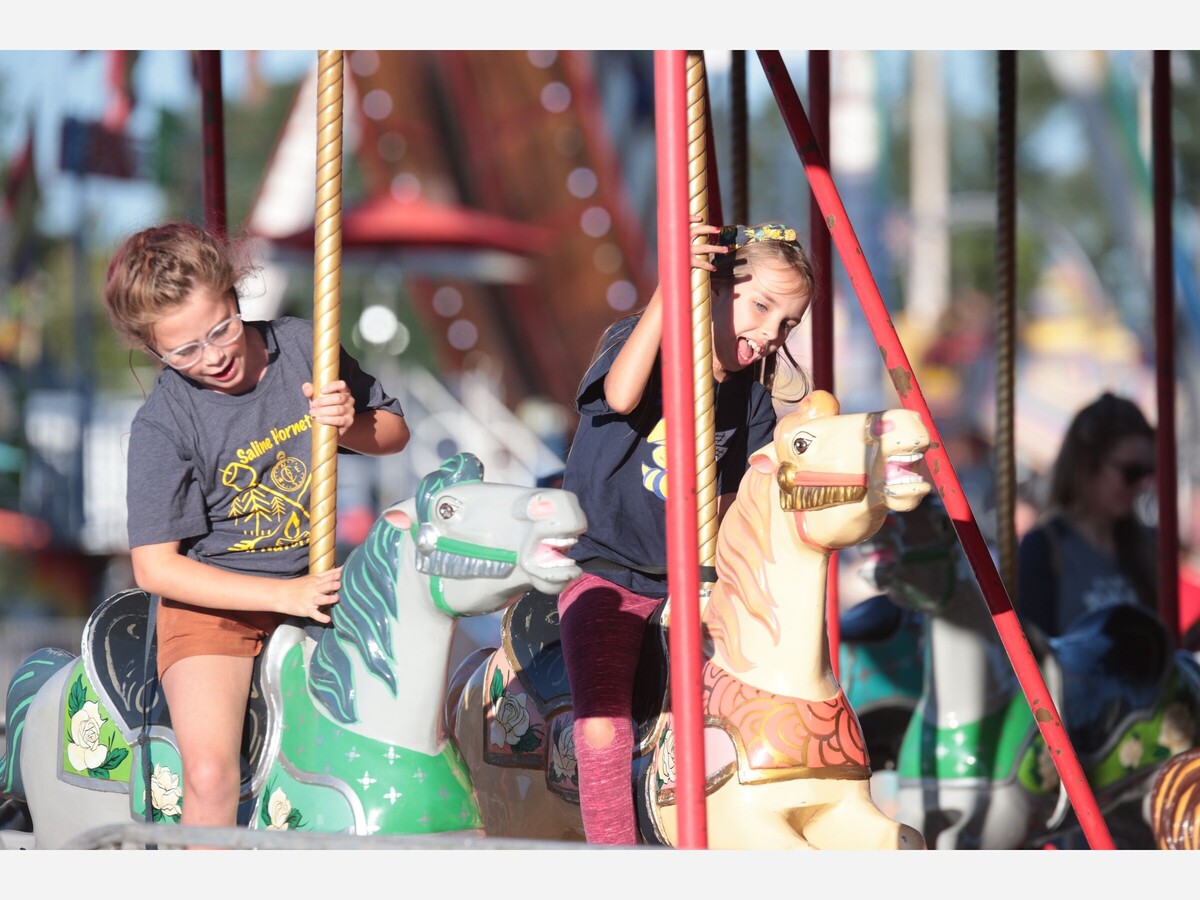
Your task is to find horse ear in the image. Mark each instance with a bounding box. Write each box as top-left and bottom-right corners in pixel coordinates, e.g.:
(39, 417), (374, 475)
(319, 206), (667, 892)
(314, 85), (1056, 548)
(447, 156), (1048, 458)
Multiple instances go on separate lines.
(750, 451), (776, 474)
(383, 508), (412, 530)
(796, 389), (840, 421)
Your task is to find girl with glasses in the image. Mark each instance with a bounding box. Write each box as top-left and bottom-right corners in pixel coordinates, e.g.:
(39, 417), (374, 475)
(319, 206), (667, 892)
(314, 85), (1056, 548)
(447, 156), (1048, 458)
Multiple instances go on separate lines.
(103, 222), (410, 838)
(1017, 392), (1158, 637)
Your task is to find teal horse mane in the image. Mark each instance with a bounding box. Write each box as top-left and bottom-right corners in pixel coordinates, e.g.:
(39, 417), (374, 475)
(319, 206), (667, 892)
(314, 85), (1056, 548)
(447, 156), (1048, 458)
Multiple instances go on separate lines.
(308, 453), (486, 724)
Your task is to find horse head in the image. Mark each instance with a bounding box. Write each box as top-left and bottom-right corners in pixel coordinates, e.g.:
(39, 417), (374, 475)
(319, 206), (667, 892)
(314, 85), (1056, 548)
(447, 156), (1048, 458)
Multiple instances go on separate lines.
(705, 390), (932, 697)
(307, 452), (586, 731)
(857, 495), (963, 618)
(748, 390), (931, 551)
(404, 452), (587, 613)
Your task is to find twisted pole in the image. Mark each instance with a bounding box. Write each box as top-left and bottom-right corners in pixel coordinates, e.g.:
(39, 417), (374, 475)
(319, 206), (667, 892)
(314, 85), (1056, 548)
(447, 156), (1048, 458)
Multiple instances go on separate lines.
(309, 50), (343, 575)
(996, 51), (1018, 600)
(730, 50), (748, 226)
(687, 51), (718, 581)
(197, 51), (227, 240)
(1153, 50), (1180, 643)
(808, 50), (838, 676)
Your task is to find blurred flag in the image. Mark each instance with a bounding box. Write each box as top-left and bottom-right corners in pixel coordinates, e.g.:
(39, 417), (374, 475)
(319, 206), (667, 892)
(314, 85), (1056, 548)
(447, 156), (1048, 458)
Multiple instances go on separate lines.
(1, 118), (42, 281)
(102, 50), (137, 132)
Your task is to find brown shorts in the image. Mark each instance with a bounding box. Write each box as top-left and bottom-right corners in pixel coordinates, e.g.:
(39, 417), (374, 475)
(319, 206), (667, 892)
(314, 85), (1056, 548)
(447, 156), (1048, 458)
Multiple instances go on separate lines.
(155, 597), (287, 679)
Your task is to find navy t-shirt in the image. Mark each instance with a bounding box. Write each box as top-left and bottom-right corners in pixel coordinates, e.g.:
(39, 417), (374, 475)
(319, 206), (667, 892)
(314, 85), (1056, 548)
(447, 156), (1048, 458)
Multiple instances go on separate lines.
(1017, 514), (1155, 637)
(562, 316), (777, 598)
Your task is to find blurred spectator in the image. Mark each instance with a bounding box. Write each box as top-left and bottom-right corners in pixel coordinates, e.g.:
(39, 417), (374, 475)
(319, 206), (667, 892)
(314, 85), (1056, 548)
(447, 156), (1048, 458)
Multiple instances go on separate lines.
(1014, 474), (1046, 543)
(1016, 392), (1157, 637)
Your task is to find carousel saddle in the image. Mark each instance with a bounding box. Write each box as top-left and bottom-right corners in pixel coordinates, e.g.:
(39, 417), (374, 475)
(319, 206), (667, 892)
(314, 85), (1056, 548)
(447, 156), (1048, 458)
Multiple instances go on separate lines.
(503, 588), (671, 751)
(83, 589), (271, 777)
(1050, 603), (1174, 758)
(503, 589), (573, 717)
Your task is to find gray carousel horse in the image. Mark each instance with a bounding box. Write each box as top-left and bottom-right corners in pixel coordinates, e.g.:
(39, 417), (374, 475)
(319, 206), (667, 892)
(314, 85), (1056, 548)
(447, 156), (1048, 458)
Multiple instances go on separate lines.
(0, 453), (585, 848)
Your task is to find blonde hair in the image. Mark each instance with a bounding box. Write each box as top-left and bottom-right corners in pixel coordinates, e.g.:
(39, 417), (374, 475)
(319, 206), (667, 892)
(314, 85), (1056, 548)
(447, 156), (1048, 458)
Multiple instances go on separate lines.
(712, 225), (816, 401)
(103, 222), (247, 349)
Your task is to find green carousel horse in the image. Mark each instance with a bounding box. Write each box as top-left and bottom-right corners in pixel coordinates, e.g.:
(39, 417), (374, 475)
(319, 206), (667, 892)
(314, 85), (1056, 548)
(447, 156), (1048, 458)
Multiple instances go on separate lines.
(0, 453), (585, 848)
(860, 494), (1200, 849)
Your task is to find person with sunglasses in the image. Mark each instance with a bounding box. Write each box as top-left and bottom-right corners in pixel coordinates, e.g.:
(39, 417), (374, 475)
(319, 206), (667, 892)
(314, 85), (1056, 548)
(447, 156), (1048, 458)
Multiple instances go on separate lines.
(1017, 392), (1158, 637)
(102, 222), (410, 839)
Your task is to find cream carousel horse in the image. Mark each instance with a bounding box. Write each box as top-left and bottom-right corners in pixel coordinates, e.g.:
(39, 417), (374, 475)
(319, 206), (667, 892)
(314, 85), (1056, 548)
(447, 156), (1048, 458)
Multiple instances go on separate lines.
(447, 390), (931, 848)
(0, 453), (585, 848)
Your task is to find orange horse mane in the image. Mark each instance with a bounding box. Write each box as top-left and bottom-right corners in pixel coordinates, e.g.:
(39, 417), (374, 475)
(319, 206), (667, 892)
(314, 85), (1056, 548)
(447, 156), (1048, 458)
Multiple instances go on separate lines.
(703, 465), (781, 671)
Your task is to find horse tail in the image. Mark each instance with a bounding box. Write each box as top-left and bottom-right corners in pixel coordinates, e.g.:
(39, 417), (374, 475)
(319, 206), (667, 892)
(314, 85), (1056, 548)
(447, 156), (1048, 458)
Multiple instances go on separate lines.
(1150, 745), (1200, 849)
(0, 647), (76, 800)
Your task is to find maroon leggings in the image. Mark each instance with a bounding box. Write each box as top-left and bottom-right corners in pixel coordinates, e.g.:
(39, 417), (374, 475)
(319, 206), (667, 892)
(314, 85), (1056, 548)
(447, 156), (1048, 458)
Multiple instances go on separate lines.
(557, 572), (663, 845)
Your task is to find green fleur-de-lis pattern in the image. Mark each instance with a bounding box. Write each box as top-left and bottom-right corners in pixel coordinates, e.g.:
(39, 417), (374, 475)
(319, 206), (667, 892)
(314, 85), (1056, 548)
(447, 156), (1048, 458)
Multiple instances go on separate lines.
(255, 643), (482, 834)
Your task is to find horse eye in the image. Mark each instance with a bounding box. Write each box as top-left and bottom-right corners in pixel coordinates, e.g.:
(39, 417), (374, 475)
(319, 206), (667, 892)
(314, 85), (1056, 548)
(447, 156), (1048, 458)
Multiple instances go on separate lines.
(437, 498), (461, 519)
(792, 434), (812, 454)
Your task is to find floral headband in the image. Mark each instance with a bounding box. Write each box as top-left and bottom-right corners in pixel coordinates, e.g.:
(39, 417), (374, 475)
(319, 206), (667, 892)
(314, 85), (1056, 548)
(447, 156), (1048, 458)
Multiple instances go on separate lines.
(717, 223), (798, 251)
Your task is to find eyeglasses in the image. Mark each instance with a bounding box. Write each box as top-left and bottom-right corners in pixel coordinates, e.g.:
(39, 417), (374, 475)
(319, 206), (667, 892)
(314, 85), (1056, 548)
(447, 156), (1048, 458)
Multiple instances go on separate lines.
(1110, 460), (1155, 487)
(151, 313), (243, 370)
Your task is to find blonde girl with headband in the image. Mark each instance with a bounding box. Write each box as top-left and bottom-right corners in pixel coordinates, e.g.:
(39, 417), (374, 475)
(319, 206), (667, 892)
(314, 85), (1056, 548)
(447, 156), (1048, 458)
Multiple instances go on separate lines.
(558, 217), (815, 844)
(103, 222), (410, 838)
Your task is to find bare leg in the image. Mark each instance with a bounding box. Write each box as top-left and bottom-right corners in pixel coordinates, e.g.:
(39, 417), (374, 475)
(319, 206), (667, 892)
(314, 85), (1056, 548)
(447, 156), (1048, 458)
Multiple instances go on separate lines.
(160, 654), (254, 847)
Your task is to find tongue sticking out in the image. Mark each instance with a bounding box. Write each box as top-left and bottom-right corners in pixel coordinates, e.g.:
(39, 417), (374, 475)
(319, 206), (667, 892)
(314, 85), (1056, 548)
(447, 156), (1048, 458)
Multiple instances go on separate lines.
(737, 337), (757, 366)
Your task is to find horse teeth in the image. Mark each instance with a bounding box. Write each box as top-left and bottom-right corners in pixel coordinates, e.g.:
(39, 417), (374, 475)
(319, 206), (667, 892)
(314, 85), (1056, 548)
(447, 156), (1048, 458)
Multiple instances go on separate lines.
(888, 453), (923, 463)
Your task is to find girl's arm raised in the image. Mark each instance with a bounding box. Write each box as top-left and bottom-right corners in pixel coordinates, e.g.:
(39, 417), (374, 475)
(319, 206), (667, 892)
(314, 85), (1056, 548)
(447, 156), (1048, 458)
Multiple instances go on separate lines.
(603, 286), (664, 415)
(603, 219), (726, 415)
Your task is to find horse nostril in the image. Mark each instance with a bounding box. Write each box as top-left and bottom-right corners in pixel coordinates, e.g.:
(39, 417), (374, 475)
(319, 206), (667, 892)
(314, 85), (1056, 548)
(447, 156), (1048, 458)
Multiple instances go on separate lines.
(525, 494), (556, 520)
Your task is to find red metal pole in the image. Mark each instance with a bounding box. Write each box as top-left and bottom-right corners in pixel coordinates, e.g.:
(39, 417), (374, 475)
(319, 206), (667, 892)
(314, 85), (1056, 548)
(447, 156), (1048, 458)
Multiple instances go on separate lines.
(654, 49), (707, 849)
(756, 49), (1115, 850)
(808, 50), (839, 679)
(1153, 50), (1180, 645)
(197, 51), (228, 240)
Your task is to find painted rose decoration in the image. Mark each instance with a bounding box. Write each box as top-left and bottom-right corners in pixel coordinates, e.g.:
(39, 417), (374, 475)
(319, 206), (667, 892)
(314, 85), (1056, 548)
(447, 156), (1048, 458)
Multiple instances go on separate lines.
(492, 692), (531, 745)
(261, 783), (306, 830)
(150, 764), (182, 820)
(550, 721), (577, 782)
(656, 730), (676, 787)
(64, 675), (128, 779)
(67, 701), (108, 771)
(1117, 735), (1144, 769)
(1159, 703), (1195, 757)
(1036, 743), (1059, 789)
(487, 668), (543, 754)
